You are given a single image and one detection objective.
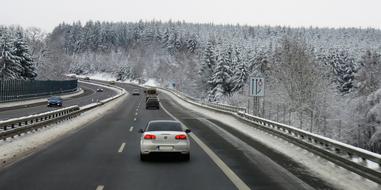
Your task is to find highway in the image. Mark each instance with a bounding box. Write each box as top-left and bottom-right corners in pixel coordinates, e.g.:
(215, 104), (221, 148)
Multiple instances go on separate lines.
(0, 82), (117, 120)
(0, 82), (357, 189)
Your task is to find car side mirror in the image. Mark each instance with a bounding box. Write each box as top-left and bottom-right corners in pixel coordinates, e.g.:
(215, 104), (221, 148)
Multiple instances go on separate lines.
(185, 129), (191, 133)
(138, 129), (144, 133)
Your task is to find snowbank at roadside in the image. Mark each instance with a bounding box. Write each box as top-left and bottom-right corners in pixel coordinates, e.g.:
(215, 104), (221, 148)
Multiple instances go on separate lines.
(143, 78), (160, 87)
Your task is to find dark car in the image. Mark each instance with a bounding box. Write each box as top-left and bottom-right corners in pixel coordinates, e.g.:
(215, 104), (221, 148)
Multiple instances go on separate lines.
(84, 77), (90, 80)
(132, 89), (140, 95)
(48, 96), (63, 107)
(146, 97), (160, 110)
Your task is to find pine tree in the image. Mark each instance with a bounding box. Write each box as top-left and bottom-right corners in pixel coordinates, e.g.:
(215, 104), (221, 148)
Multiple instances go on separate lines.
(13, 32), (37, 80)
(232, 47), (248, 92)
(356, 50), (381, 96)
(208, 49), (233, 100)
(324, 50), (356, 93)
(0, 33), (22, 80)
(199, 40), (217, 93)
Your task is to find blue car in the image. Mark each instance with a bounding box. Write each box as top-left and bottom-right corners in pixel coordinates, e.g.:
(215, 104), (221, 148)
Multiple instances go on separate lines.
(48, 96), (63, 107)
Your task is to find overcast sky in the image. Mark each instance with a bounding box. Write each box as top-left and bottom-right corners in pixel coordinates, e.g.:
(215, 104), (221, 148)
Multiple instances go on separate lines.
(1, 0), (381, 32)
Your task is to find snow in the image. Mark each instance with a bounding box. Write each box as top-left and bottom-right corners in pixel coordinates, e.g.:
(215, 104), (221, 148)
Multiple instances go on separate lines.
(160, 89), (381, 190)
(75, 72), (117, 82)
(143, 78), (160, 87)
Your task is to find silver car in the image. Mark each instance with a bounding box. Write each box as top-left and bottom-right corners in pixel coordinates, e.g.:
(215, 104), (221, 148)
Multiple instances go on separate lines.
(139, 120), (191, 161)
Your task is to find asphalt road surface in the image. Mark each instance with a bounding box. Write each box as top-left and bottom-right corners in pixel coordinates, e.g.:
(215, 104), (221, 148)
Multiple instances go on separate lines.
(0, 82), (117, 121)
(0, 82), (338, 190)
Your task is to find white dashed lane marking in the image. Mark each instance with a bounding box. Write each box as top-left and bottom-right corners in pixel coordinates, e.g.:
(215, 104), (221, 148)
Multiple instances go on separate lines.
(129, 126), (134, 132)
(96, 185), (104, 190)
(118, 143), (126, 153)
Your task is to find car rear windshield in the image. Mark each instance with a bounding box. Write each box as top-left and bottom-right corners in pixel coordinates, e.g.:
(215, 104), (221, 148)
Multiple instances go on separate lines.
(146, 122), (182, 131)
(49, 97), (61, 100)
(147, 89), (156, 95)
(147, 98), (158, 102)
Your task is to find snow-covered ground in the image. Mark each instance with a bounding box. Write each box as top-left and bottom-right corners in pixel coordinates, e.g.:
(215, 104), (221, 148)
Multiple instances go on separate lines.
(71, 73), (140, 84)
(143, 78), (160, 87)
(160, 89), (381, 190)
(72, 72), (117, 82)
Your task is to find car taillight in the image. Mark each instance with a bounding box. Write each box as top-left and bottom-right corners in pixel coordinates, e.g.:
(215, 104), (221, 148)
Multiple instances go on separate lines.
(175, 134), (187, 140)
(144, 134), (156, 139)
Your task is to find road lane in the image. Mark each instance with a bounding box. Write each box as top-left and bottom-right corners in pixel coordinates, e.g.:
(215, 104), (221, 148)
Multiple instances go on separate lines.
(0, 82), (116, 120)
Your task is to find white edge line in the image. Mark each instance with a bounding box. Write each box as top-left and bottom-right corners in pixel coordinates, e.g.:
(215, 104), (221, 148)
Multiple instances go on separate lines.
(118, 143), (126, 153)
(160, 102), (251, 190)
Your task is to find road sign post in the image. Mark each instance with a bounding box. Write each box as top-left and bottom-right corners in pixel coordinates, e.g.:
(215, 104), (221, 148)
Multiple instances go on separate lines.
(249, 77), (265, 116)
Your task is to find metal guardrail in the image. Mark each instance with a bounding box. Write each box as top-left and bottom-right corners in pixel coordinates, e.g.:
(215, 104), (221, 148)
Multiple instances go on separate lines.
(0, 80), (78, 103)
(163, 88), (247, 113)
(158, 86), (381, 184)
(0, 80), (126, 141)
(0, 106), (80, 140)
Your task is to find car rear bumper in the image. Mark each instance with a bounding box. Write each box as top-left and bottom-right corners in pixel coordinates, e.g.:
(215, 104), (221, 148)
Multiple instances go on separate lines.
(48, 103), (62, 106)
(140, 143), (190, 154)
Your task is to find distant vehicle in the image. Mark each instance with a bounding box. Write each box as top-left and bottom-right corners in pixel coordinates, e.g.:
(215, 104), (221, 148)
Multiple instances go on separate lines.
(139, 120), (191, 161)
(84, 77), (90, 80)
(145, 88), (158, 101)
(109, 81), (115, 85)
(96, 88), (104, 92)
(132, 89), (140, 95)
(70, 75), (77, 79)
(47, 96), (63, 107)
(146, 97), (160, 109)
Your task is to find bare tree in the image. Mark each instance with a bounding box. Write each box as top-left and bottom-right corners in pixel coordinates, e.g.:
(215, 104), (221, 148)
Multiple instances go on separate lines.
(270, 35), (331, 128)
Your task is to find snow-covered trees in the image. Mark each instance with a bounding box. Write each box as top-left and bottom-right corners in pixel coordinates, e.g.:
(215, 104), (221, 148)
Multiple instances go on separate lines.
(13, 32), (37, 80)
(356, 50), (381, 96)
(208, 53), (232, 101)
(231, 46), (248, 92)
(0, 28), (36, 80)
(271, 35), (328, 113)
(320, 49), (356, 93)
(199, 40), (217, 93)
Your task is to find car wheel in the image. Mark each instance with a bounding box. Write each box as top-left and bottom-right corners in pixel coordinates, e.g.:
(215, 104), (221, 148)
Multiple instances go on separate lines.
(140, 153), (149, 161)
(182, 153), (190, 161)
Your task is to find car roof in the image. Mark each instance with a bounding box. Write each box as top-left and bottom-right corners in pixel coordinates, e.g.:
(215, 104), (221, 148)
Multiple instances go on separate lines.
(148, 120), (180, 124)
(49, 96), (62, 99)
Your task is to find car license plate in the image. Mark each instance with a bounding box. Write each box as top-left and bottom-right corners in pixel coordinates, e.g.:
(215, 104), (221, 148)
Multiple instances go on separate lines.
(159, 146), (173, 151)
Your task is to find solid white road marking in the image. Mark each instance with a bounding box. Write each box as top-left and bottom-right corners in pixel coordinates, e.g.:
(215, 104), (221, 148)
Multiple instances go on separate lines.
(96, 185), (104, 190)
(160, 103), (250, 190)
(118, 143), (126, 153)
(129, 126), (134, 132)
